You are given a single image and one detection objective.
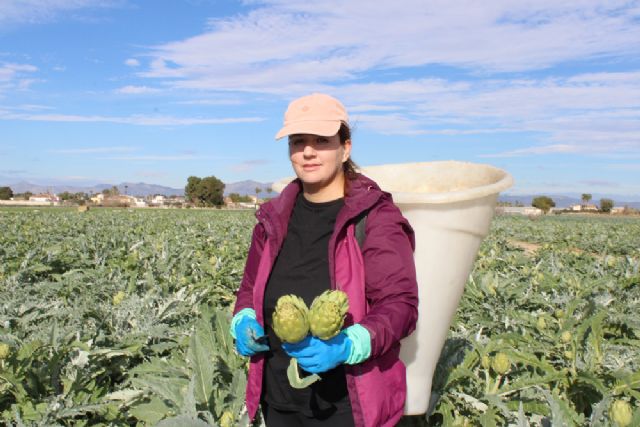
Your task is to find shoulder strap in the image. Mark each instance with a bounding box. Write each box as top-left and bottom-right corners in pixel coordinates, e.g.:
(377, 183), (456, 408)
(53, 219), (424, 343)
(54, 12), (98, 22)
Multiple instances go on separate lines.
(354, 211), (368, 249)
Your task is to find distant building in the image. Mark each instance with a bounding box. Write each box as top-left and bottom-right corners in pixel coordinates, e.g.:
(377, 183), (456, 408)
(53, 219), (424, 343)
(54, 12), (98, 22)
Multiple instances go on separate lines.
(569, 204), (598, 211)
(130, 196), (147, 207)
(496, 206), (543, 216)
(29, 193), (59, 203)
(151, 195), (166, 205)
(90, 193), (104, 204)
(224, 196), (236, 208)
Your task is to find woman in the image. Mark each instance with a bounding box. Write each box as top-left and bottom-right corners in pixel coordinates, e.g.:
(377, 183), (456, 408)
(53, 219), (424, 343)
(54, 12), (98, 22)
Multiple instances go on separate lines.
(231, 93), (418, 427)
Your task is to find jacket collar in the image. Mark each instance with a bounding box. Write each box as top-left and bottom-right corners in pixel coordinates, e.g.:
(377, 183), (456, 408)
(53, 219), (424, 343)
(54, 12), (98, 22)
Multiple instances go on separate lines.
(256, 173), (386, 242)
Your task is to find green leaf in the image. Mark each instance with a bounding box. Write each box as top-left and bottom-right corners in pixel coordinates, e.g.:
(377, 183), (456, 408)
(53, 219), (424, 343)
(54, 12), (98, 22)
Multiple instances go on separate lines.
(478, 406), (499, 427)
(155, 415), (214, 427)
(517, 401), (530, 427)
(104, 388), (144, 403)
(128, 396), (172, 425)
(540, 388), (582, 427)
(130, 375), (188, 408)
(500, 371), (566, 395)
(182, 375), (198, 418)
(188, 316), (216, 408)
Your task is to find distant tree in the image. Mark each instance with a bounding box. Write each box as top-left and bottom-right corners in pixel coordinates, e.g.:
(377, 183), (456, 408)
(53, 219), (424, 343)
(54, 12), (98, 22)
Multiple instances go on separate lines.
(198, 176), (225, 207)
(185, 176), (201, 204)
(229, 193), (252, 203)
(185, 175), (224, 207)
(581, 193), (592, 206)
(102, 186), (120, 197)
(58, 191), (73, 201)
(515, 200), (524, 207)
(532, 196), (555, 214)
(600, 198), (614, 213)
(0, 186), (13, 200)
(14, 191), (33, 200)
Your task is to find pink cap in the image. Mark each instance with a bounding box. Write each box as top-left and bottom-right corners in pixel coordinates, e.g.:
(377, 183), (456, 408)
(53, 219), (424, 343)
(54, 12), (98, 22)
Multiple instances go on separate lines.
(275, 93), (348, 140)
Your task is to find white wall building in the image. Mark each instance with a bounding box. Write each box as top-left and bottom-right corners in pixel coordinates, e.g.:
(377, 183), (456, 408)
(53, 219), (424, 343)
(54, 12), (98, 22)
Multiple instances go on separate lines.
(496, 206), (544, 216)
(29, 193), (59, 203)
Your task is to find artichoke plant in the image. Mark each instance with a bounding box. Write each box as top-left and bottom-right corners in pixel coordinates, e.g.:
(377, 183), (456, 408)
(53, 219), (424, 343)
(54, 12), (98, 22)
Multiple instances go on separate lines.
(309, 290), (349, 340)
(272, 294), (310, 343)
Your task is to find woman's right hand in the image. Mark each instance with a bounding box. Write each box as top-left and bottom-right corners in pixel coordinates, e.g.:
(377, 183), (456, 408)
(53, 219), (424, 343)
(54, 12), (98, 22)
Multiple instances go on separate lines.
(234, 316), (270, 356)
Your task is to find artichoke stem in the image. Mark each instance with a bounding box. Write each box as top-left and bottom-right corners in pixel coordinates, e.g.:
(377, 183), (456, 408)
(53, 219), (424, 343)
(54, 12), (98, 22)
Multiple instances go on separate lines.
(287, 358), (321, 389)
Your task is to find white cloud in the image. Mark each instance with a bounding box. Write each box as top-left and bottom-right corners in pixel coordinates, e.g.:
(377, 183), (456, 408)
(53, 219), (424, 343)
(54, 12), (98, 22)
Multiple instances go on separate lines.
(50, 146), (138, 154)
(0, 63), (39, 95)
(0, 0), (116, 26)
(0, 110), (265, 126)
(480, 144), (583, 158)
(176, 98), (245, 106)
(125, 58), (140, 67)
(140, 0), (640, 92)
(9, 104), (53, 111)
(104, 154), (202, 161)
(130, 0), (640, 159)
(340, 71), (640, 156)
(135, 170), (169, 178)
(230, 159), (270, 172)
(0, 63), (37, 81)
(115, 85), (161, 94)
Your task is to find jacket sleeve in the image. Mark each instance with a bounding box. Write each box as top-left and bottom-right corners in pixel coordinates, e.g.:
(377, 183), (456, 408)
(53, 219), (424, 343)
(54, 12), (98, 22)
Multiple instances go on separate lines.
(358, 198), (419, 358)
(233, 223), (266, 316)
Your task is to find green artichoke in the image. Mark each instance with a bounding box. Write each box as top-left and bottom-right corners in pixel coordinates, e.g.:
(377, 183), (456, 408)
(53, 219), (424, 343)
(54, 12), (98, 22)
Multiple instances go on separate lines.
(491, 353), (510, 375)
(610, 400), (632, 427)
(272, 294), (310, 343)
(309, 290), (349, 340)
(0, 343), (9, 360)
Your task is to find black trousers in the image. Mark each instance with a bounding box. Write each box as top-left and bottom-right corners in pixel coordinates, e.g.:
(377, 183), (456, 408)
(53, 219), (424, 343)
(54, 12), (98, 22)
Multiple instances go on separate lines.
(261, 401), (356, 427)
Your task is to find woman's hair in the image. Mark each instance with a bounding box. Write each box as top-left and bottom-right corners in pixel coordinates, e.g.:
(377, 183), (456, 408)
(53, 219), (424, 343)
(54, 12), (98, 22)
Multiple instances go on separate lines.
(338, 122), (359, 180)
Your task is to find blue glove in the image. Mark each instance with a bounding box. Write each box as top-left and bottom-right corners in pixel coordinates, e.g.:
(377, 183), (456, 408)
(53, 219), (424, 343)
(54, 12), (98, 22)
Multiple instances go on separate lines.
(234, 316), (270, 357)
(282, 333), (352, 374)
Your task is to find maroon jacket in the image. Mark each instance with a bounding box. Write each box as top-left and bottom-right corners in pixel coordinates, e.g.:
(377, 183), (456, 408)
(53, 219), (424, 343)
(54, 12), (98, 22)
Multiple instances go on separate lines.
(233, 173), (419, 427)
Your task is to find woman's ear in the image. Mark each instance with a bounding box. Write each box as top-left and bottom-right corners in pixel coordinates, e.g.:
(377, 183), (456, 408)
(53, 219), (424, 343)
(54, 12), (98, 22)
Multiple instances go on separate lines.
(342, 139), (352, 163)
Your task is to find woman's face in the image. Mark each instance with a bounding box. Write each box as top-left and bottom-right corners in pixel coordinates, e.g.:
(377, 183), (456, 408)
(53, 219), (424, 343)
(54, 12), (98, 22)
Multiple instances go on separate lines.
(288, 133), (351, 195)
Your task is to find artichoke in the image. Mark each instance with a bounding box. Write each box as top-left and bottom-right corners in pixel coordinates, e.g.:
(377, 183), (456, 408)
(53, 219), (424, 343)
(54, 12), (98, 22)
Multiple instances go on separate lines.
(309, 290), (349, 340)
(536, 317), (547, 330)
(491, 353), (510, 375)
(610, 400), (632, 427)
(0, 343), (9, 360)
(272, 295), (310, 343)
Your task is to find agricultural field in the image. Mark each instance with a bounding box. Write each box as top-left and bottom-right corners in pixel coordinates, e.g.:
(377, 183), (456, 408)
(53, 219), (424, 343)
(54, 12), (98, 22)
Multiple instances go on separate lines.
(0, 208), (638, 426)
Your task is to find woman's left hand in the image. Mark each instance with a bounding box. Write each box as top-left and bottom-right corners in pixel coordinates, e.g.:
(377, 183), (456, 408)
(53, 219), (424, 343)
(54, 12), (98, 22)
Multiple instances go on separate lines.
(282, 333), (352, 374)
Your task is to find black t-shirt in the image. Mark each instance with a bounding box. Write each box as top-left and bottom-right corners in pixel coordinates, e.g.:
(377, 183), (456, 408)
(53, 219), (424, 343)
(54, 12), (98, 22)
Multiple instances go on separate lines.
(262, 193), (350, 416)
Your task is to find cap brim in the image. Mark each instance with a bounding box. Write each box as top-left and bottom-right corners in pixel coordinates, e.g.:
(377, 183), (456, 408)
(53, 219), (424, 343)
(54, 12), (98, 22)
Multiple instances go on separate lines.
(275, 120), (341, 140)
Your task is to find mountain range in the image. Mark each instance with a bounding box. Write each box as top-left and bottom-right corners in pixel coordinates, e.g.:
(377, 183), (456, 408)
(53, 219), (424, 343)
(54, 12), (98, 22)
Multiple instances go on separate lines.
(2, 180), (275, 198)
(1, 180), (639, 208)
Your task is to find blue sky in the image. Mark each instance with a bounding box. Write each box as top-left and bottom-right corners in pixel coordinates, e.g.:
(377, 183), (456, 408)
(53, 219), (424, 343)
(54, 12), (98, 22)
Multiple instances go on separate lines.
(1, 0), (639, 197)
